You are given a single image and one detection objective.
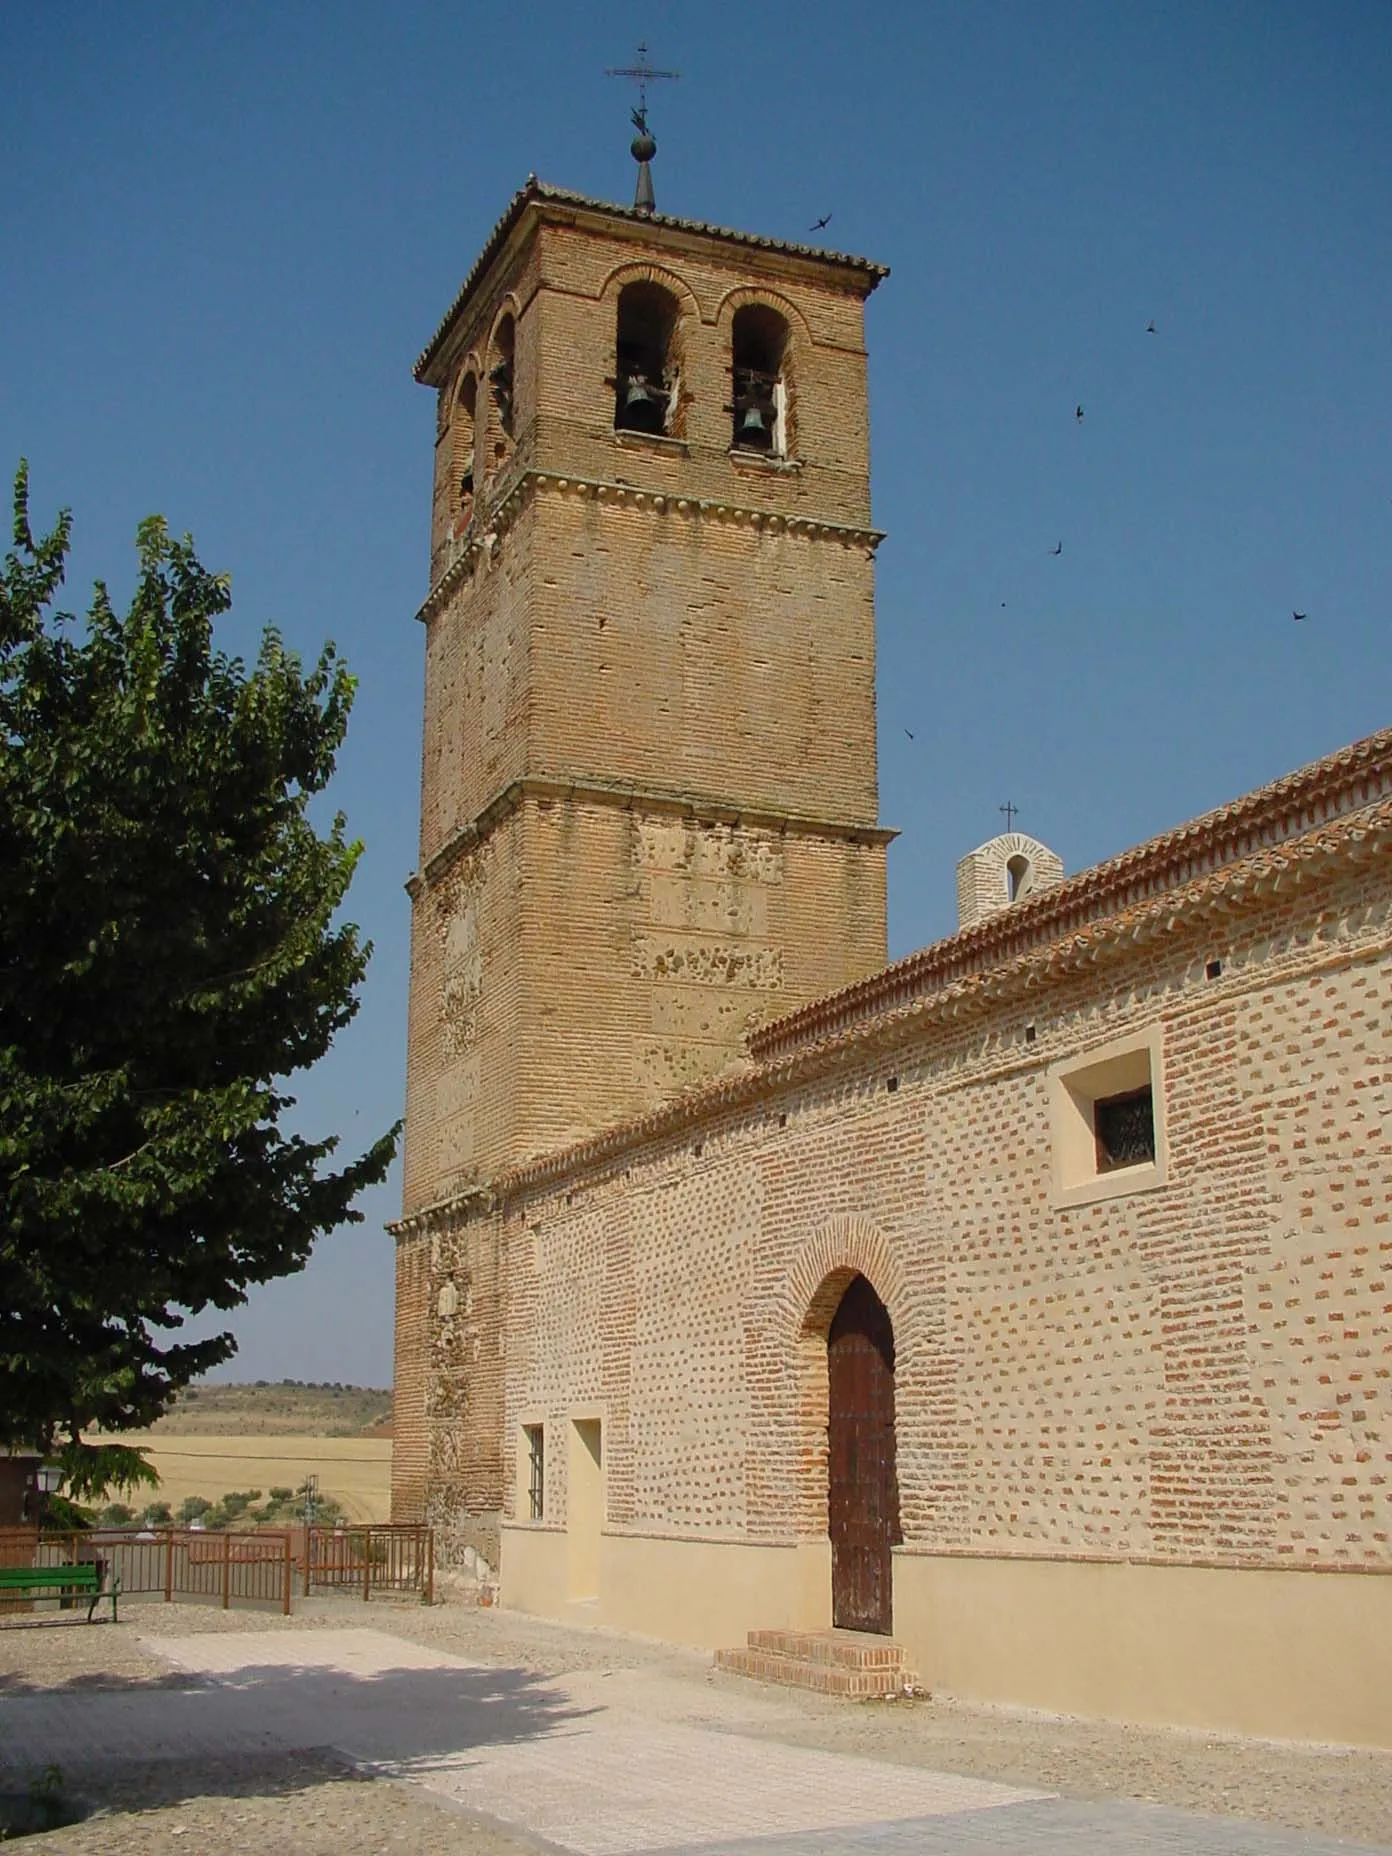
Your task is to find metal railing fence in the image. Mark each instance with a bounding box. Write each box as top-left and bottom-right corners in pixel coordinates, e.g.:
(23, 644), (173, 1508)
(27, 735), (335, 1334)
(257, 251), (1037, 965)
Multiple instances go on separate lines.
(0, 1527), (293, 1615)
(306, 1523), (433, 1603)
(1, 1522), (433, 1614)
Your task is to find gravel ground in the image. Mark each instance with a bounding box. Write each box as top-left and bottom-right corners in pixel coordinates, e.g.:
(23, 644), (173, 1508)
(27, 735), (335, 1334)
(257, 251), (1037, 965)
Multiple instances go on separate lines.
(3, 1596), (1390, 1853)
(11, 1750), (535, 1855)
(0, 1600), (349, 1694)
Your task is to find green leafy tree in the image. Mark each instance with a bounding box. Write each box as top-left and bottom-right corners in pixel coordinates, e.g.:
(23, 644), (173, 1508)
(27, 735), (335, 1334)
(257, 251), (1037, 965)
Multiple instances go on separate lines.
(40, 1493), (95, 1533)
(0, 465), (398, 1498)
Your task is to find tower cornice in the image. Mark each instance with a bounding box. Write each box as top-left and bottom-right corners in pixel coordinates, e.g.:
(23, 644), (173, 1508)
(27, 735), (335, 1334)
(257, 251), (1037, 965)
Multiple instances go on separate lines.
(416, 466), (885, 624)
(411, 771), (897, 895)
(414, 177), (889, 387)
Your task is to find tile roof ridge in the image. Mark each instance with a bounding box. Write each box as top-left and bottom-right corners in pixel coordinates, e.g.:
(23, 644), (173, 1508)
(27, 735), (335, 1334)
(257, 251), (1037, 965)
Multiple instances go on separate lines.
(749, 723), (1392, 1062)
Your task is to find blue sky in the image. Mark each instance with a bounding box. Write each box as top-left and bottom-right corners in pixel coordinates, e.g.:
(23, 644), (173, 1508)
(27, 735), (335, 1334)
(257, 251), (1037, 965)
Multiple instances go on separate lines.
(3, 2), (1388, 1386)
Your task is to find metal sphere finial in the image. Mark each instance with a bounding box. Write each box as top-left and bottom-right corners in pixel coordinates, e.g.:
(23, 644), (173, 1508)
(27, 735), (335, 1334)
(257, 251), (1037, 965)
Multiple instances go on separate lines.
(605, 42), (679, 217)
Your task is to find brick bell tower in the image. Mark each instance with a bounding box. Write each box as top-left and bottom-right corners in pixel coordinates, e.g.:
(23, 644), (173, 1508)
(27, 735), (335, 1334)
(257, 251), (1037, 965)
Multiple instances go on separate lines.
(391, 163), (891, 1535)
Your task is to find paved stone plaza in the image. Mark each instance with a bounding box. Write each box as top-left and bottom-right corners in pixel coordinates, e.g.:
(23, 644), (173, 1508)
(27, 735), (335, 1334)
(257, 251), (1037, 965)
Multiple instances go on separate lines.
(2, 1616), (1388, 1853)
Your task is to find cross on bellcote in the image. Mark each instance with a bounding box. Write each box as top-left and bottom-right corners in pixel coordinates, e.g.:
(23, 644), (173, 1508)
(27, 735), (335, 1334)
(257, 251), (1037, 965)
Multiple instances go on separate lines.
(605, 41), (680, 216)
(999, 801), (1019, 833)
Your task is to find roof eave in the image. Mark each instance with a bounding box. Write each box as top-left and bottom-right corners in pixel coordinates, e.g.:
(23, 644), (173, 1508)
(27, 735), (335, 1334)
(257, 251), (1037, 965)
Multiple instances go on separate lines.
(412, 177), (890, 387)
(749, 722), (1392, 1061)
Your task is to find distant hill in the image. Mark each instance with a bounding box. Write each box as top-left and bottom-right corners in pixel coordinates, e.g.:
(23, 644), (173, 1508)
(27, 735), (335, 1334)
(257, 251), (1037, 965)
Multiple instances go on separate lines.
(146, 1381), (393, 1438)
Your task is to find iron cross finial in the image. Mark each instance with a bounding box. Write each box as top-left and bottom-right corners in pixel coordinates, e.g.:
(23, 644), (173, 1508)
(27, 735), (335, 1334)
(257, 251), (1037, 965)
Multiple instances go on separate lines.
(605, 42), (679, 215)
(605, 41), (681, 121)
(999, 801), (1019, 833)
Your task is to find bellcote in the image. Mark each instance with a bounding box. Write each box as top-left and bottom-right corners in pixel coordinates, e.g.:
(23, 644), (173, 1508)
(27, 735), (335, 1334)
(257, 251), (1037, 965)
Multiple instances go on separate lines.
(956, 833), (1066, 931)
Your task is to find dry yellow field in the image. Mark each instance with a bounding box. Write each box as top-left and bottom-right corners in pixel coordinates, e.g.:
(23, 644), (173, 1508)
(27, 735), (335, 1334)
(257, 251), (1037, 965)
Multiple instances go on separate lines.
(129, 1434), (392, 1523)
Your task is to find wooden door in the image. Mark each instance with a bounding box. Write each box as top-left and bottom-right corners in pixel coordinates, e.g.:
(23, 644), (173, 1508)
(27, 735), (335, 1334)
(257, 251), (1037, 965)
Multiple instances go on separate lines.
(828, 1274), (900, 1634)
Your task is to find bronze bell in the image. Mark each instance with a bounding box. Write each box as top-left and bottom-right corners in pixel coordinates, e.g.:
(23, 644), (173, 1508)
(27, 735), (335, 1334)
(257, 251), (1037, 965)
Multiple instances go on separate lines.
(620, 374), (665, 434)
(738, 399), (773, 449)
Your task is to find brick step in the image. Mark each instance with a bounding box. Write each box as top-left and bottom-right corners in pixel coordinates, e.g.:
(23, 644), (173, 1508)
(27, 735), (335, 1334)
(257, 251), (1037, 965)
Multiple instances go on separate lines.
(715, 1630), (920, 1698)
(744, 1627), (906, 1671)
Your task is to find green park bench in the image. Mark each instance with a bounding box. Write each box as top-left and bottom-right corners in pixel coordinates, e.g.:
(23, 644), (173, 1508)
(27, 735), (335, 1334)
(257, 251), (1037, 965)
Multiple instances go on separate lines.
(0, 1560), (119, 1622)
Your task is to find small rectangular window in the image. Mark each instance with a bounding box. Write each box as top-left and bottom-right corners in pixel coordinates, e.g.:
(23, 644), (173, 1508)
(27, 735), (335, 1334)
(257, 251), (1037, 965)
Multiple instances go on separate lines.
(1094, 1086), (1156, 1172)
(524, 1424), (545, 1521)
(1049, 1026), (1166, 1207)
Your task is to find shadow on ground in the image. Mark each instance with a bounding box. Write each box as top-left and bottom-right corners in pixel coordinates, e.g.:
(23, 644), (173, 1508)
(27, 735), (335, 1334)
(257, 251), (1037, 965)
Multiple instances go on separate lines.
(0, 1668), (193, 1695)
(0, 1654), (595, 1846)
(1, 1652), (595, 1790)
(35, 1749), (464, 1852)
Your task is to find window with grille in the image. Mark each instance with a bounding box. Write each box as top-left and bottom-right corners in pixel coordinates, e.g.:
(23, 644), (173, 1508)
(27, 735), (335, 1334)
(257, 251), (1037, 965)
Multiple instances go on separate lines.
(1093, 1086), (1156, 1172)
(1048, 1026), (1167, 1207)
(524, 1424), (545, 1521)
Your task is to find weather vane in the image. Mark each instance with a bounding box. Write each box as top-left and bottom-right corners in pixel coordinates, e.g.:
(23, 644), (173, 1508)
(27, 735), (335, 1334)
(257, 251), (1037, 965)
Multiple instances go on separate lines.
(606, 41), (680, 215)
(999, 801), (1019, 833)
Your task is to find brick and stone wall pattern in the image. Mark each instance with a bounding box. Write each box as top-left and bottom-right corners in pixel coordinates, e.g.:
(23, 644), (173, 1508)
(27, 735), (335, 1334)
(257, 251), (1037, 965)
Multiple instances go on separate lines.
(402, 809), (529, 1214)
(488, 855), (1390, 1574)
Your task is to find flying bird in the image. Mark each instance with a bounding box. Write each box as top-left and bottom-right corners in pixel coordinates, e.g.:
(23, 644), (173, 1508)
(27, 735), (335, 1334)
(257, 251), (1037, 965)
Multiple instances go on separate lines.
(810, 214), (833, 231)
(1146, 320), (1157, 334)
(904, 728), (915, 740)
(1292, 610), (1308, 622)
(1049, 541), (1063, 556)
(1075, 405), (1085, 423)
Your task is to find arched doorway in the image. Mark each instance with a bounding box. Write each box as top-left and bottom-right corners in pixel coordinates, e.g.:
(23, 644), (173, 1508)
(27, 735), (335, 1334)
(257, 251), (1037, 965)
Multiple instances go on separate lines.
(827, 1273), (900, 1634)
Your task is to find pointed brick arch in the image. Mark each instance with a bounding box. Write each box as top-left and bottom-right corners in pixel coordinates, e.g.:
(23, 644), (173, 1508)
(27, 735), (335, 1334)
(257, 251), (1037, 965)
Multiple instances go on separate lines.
(598, 259), (703, 322)
(774, 1218), (905, 1536)
(483, 299), (521, 478)
(778, 1217), (905, 1341)
(714, 283), (813, 347)
(484, 294), (523, 353)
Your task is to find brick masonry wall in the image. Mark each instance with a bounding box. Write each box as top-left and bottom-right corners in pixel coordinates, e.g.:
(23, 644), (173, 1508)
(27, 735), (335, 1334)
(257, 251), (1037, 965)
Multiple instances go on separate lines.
(418, 500), (539, 863)
(401, 807), (527, 1212)
(472, 853), (1390, 1572)
(527, 492), (878, 825)
(402, 793), (882, 1531)
(403, 795), (885, 1213)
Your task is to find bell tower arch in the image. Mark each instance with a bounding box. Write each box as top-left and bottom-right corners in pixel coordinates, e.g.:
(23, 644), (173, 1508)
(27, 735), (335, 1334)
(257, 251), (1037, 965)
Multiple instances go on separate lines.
(392, 179), (891, 1529)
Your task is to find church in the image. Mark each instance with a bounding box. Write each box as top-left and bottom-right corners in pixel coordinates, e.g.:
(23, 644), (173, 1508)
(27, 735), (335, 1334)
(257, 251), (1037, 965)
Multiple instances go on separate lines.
(389, 158), (1392, 1748)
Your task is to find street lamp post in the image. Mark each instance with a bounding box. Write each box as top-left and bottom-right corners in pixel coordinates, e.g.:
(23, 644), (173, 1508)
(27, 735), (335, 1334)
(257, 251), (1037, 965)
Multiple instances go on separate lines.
(34, 1462), (62, 1531)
